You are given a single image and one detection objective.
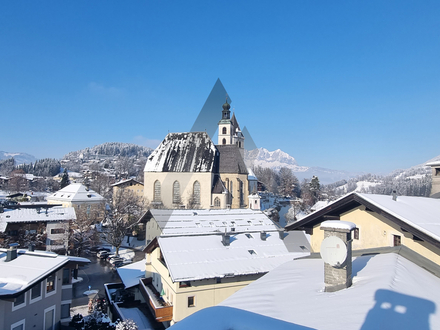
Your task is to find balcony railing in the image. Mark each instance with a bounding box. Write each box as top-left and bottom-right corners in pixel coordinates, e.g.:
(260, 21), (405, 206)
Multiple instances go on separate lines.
(139, 278), (173, 322)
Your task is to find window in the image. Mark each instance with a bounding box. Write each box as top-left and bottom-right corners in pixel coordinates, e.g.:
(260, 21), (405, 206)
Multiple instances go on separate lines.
(31, 282), (42, 301)
(179, 281), (191, 288)
(214, 197), (221, 208)
(222, 138), (226, 145)
(222, 127), (227, 134)
(44, 305), (55, 330)
(188, 296), (195, 307)
(353, 228), (359, 240)
(51, 228), (65, 234)
(62, 268), (70, 285)
(436, 168), (440, 176)
(11, 319), (25, 330)
(173, 181), (181, 204)
(248, 249), (257, 255)
(14, 292), (25, 307)
(46, 273), (56, 295)
(393, 235), (401, 247)
(193, 181), (200, 205)
(154, 180), (161, 202)
(61, 303), (71, 319)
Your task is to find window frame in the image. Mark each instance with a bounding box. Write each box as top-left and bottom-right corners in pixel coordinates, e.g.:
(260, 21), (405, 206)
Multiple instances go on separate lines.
(12, 291), (26, 311)
(30, 282), (42, 304)
(45, 273), (57, 297)
(11, 319), (25, 330)
(187, 295), (196, 308)
(173, 181), (181, 204)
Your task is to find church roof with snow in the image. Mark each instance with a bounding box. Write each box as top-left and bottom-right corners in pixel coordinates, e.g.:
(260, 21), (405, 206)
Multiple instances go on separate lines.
(144, 132), (218, 173)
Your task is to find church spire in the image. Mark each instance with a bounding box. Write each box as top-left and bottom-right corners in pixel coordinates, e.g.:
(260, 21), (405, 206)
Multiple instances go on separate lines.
(222, 99), (231, 120)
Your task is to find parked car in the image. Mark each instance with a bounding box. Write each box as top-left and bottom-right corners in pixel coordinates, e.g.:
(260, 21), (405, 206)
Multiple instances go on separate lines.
(90, 246), (110, 253)
(97, 250), (111, 259)
(109, 257), (125, 266)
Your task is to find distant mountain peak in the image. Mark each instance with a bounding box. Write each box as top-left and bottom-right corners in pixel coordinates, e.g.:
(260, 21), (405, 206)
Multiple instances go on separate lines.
(0, 151), (36, 165)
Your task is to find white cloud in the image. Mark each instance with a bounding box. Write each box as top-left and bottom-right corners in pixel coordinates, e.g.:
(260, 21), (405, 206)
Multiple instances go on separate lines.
(133, 136), (161, 149)
(88, 82), (124, 96)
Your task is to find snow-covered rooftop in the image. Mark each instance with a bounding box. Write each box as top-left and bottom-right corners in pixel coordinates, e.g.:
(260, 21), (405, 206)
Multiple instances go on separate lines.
(144, 132), (217, 173)
(117, 260), (146, 289)
(46, 183), (105, 203)
(356, 193), (440, 243)
(171, 253), (440, 329)
(148, 209), (280, 236)
(157, 233), (308, 282)
(0, 249), (89, 296)
(321, 220), (356, 231)
(0, 206), (76, 232)
(111, 178), (143, 187)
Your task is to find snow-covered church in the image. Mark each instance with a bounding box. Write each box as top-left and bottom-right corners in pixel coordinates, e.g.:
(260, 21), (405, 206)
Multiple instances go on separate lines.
(143, 100), (253, 209)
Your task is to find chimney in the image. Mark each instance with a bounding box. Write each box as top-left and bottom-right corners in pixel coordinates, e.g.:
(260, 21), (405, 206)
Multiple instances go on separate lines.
(222, 229), (230, 246)
(392, 190), (397, 201)
(320, 220), (356, 292)
(260, 231), (267, 241)
(278, 229), (285, 240)
(6, 243), (19, 262)
(28, 244), (35, 252)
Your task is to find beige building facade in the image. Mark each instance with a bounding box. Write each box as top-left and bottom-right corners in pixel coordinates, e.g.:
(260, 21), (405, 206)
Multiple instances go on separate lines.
(286, 192), (440, 265)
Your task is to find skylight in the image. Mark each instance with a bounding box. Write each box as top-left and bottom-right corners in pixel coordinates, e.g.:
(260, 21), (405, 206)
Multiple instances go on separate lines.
(248, 250), (257, 255)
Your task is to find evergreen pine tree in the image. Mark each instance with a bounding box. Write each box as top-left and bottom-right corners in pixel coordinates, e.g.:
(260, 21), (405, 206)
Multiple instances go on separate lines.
(60, 169), (70, 188)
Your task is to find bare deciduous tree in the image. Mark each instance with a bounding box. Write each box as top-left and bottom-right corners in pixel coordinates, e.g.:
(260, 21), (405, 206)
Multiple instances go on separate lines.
(103, 189), (147, 256)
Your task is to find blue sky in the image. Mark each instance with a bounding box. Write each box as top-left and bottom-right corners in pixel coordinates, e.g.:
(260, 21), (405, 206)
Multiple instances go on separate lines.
(1, 1), (439, 174)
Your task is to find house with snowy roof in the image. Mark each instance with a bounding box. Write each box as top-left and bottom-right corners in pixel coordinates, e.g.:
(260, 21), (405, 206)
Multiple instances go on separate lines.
(285, 192), (440, 266)
(46, 182), (105, 207)
(0, 245), (89, 330)
(140, 228), (308, 327)
(144, 101), (252, 210)
(169, 245), (440, 330)
(111, 178), (144, 201)
(0, 206), (76, 252)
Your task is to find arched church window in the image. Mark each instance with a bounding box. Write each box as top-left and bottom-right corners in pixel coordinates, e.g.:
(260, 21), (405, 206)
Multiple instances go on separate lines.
(154, 180), (161, 202)
(222, 127), (227, 134)
(173, 181), (181, 204)
(222, 138), (226, 145)
(214, 197), (221, 208)
(193, 181), (200, 205)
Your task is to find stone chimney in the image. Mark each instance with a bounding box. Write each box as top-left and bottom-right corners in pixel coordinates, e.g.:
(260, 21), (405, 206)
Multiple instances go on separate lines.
(427, 161), (440, 198)
(320, 220), (356, 292)
(222, 229), (231, 246)
(6, 243), (19, 262)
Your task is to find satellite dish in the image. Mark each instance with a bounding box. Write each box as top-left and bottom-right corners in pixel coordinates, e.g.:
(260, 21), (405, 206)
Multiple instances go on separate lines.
(320, 236), (347, 267)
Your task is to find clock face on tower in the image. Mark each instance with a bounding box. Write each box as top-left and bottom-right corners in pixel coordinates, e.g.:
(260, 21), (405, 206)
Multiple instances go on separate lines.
(320, 236), (348, 267)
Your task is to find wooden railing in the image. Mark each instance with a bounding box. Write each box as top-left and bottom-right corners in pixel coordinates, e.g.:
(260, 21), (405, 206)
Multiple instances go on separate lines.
(139, 278), (173, 322)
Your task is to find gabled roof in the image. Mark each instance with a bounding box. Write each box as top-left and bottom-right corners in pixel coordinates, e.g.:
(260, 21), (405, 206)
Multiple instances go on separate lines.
(111, 178), (144, 187)
(216, 145), (248, 174)
(156, 233), (307, 282)
(140, 209), (280, 236)
(0, 249), (89, 297)
(144, 132), (218, 173)
(286, 192), (440, 249)
(212, 175), (227, 194)
(0, 207), (76, 232)
(46, 183), (105, 203)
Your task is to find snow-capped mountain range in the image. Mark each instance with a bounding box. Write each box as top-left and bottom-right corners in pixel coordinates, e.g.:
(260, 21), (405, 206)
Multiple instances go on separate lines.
(0, 151), (36, 165)
(245, 148), (361, 184)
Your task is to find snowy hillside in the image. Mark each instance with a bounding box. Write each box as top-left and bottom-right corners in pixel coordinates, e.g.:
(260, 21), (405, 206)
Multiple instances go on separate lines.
(0, 151), (36, 165)
(245, 148), (361, 184)
(326, 155), (436, 198)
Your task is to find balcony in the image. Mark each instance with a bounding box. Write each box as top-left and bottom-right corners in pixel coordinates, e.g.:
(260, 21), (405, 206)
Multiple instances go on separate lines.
(139, 278), (173, 322)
